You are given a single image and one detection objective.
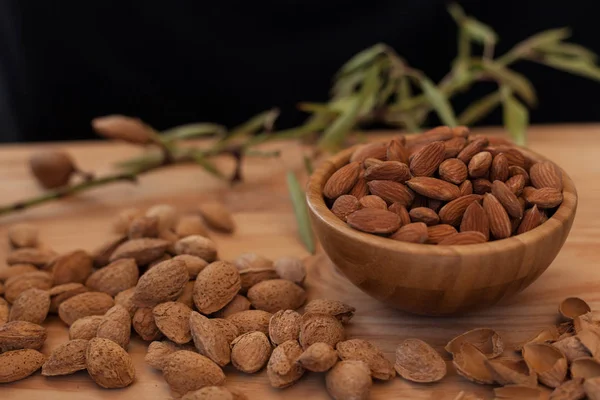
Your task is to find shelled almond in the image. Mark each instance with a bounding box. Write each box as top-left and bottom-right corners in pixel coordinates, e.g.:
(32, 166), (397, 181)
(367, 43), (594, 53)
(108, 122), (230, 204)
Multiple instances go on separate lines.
(323, 126), (566, 245)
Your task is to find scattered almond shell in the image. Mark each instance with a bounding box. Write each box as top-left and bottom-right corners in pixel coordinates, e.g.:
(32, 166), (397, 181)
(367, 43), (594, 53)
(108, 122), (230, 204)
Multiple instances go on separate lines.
(445, 327), (504, 359)
(453, 342), (495, 384)
(560, 297), (591, 320)
(570, 357), (600, 379)
(336, 339), (395, 380)
(522, 343), (567, 388)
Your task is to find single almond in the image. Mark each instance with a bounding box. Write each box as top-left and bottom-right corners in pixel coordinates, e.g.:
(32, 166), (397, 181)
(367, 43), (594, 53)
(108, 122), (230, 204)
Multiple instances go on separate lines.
(189, 312), (231, 367)
(9, 288), (50, 324)
(212, 295), (251, 318)
(388, 203), (411, 226)
(438, 231), (487, 245)
(162, 350), (225, 397)
(230, 331), (272, 373)
(331, 195), (361, 221)
(299, 313), (345, 350)
(41, 339), (88, 376)
(358, 195), (387, 210)
(506, 174), (526, 196)
(444, 137), (467, 159)
(297, 342), (338, 372)
(0, 320), (47, 352)
(269, 310), (301, 345)
(490, 153), (509, 182)
(517, 205), (543, 235)
(7, 224), (38, 249)
(109, 238), (169, 265)
(267, 339), (305, 388)
(49, 283), (89, 314)
(457, 137), (488, 164)
(346, 208), (401, 234)
(273, 257), (306, 285)
(326, 360), (372, 400)
(336, 338), (395, 380)
(7, 247), (56, 268)
(133, 259), (188, 307)
(86, 258), (139, 296)
(211, 319), (240, 344)
(350, 142), (387, 163)
(410, 126), (454, 145)
(367, 180), (414, 206)
(365, 161), (410, 182)
(407, 177), (460, 201)
(304, 299), (355, 324)
(473, 178), (492, 195)
(50, 249), (94, 285)
(0, 349), (45, 383)
(133, 307), (162, 341)
(409, 141), (446, 177)
(86, 337), (135, 389)
(144, 341), (177, 371)
(490, 146), (526, 168)
(390, 222), (428, 243)
(112, 208), (144, 234)
(197, 202), (235, 233)
(69, 315), (103, 340)
(175, 215), (209, 238)
(145, 204), (178, 232)
(58, 292), (115, 326)
(95, 305), (131, 349)
(247, 279), (306, 313)
(174, 235), (218, 262)
(238, 267), (278, 293)
(323, 162), (362, 199)
(426, 224), (457, 244)
(460, 201), (490, 240)
(452, 125), (470, 137)
(349, 171), (369, 199)
(193, 261), (241, 314)
(128, 216), (159, 239)
(170, 254), (207, 280)
(492, 180), (523, 219)
(523, 186), (563, 209)
(91, 236), (127, 268)
(439, 158), (468, 184)
(386, 139), (409, 164)
(468, 151), (493, 178)
(153, 302), (192, 344)
(409, 207), (440, 226)
(395, 338), (446, 383)
(226, 310), (272, 336)
(438, 194), (482, 226)
(4, 271), (53, 303)
(483, 193), (512, 239)
(459, 180), (473, 196)
(509, 165), (530, 183)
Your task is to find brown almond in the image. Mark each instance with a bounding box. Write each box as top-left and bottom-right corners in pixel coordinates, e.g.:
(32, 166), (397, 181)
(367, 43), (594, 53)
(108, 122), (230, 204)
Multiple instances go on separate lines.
(358, 195), (387, 210)
(114, 287), (138, 316)
(174, 235), (217, 262)
(584, 377), (600, 400)
(58, 292), (115, 326)
(163, 350), (225, 396)
(367, 180), (414, 206)
(127, 216), (159, 239)
(438, 194), (483, 226)
(492, 180), (523, 219)
(175, 215), (209, 238)
(7, 247), (56, 267)
(336, 339), (395, 380)
(350, 142), (387, 163)
(145, 340), (177, 371)
(517, 206), (543, 235)
(473, 178), (493, 195)
(197, 202), (235, 233)
(523, 187), (563, 209)
(86, 337), (135, 388)
(390, 222), (428, 243)
(468, 151), (492, 178)
(85, 258), (139, 296)
(331, 195), (361, 221)
(0, 349), (45, 383)
(388, 203), (411, 226)
(133, 259), (188, 307)
(234, 252), (273, 270)
(299, 313), (345, 350)
(267, 339), (305, 388)
(189, 312), (231, 366)
(346, 208), (401, 234)
(426, 224), (458, 244)
(459, 180), (473, 196)
(0, 264), (38, 282)
(365, 161), (410, 183)
(438, 231), (487, 245)
(273, 257), (306, 285)
(69, 315), (103, 340)
(453, 125), (470, 137)
(323, 162), (362, 199)
(238, 267), (278, 292)
(460, 201), (490, 240)
(49, 283), (88, 313)
(483, 193), (512, 239)
(409, 141), (445, 177)
(490, 153), (509, 182)
(172, 254), (209, 279)
(304, 299), (356, 324)
(349, 171), (369, 199)
(41, 339), (88, 376)
(226, 310), (272, 335)
(231, 331), (272, 373)
(326, 360), (372, 400)
(510, 165), (530, 181)
(247, 279), (306, 313)
(395, 338), (446, 383)
(506, 174), (526, 196)
(439, 158), (468, 184)
(112, 208), (143, 234)
(407, 177), (460, 201)
(7, 224), (38, 249)
(410, 194), (428, 209)
(364, 156), (384, 168)
(444, 136), (467, 159)
(457, 137), (488, 164)
(0, 321), (47, 352)
(193, 261), (241, 314)
(410, 126), (454, 145)
(91, 236), (127, 268)
(386, 138), (409, 164)
(213, 295), (252, 318)
(428, 198), (443, 213)
(211, 319), (240, 344)
(145, 204), (178, 232)
(9, 288), (50, 324)
(49, 249), (94, 285)
(133, 307), (162, 341)
(4, 271), (53, 303)
(109, 238), (169, 265)
(96, 305), (131, 349)
(297, 342), (338, 372)
(409, 207), (439, 226)
(489, 146), (526, 168)
(153, 302), (192, 344)
(269, 310), (302, 345)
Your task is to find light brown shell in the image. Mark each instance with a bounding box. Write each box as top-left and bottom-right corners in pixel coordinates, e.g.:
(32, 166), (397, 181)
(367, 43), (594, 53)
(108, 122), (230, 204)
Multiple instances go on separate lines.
(153, 302), (192, 344)
(578, 328), (600, 359)
(92, 236), (128, 268)
(0, 297), (8, 325)
(267, 340), (305, 388)
(395, 338), (446, 383)
(552, 335), (591, 362)
(7, 224), (39, 249)
(146, 204), (179, 232)
(112, 207), (144, 234)
(189, 311), (231, 366)
(0, 264), (38, 282)
(247, 279), (306, 313)
(570, 357), (600, 379)
(9, 288), (50, 324)
(145, 340), (177, 371)
(176, 281), (195, 309)
(233, 253), (273, 271)
(58, 292), (115, 326)
(193, 261), (241, 314)
(4, 271), (53, 303)
(85, 258), (139, 296)
(336, 338), (395, 380)
(231, 331), (272, 373)
(297, 342), (338, 372)
(133, 259), (188, 307)
(302, 299), (356, 324)
(69, 315), (103, 340)
(182, 387), (247, 400)
(516, 326), (561, 351)
(109, 238), (169, 265)
(584, 376), (600, 400)
(6, 247), (56, 267)
(269, 309), (301, 345)
(0, 349), (45, 383)
(49, 283), (88, 313)
(453, 342), (495, 384)
(445, 327), (504, 359)
(86, 337), (135, 388)
(197, 202), (235, 233)
(522, 343), (568, 388)
(133, 307), (162, 341)
(559, 297), (591, 320)
(484, 358), (537, 387)
(238, 268), (279, 293)
(549, 378), (585, 400)
(172, 254), (209, 279)
(41, 339), (88, 376)
(211, 318), (240, 344)
(162, 350), (226, 397)
(174, 235), (218, 262)
(212, 295), (251, 318)
(226, 310), (272, 336)
(96, 305), (131, 349)
(50, 250), (94, 285)
(325, 360), (372, 400)
(299, 313), (345, 350)
(0, 320), (47, 352)
(127, 216), (159, 239)
(175, 215), (210, 238)
(493, 385), (543, 399)
(273, 257), (306, 285)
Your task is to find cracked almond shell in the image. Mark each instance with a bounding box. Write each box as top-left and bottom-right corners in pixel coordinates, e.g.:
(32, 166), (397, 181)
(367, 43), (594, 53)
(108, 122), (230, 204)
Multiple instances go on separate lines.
(337, 339), (395, 380)
(267, 340), (305, 388)
(522, 343), (567, 388)
(453, 342), (495, 384)
(559, 297), (591, 320)
(445, 327), (504, 359)
(394, 338), (446, 383)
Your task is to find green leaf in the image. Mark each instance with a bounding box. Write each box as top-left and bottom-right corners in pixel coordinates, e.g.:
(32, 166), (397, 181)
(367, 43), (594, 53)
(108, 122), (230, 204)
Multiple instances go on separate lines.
(480, 62), (537, 106)
(336, 43), (387, 78)
(331, 70), (365, 97)
(303, 155), (314, 175)
(286, 171), (315, 254)
(538, 42), (597, 61)
(225, 108), (280, 142)
(541, 55), (600, 81)
(513, 28), (571, 53)
(420, 78), (458, 127)
(447, 3), (466, 23)
(297, 103), (340, 115)
(502, 88), (529, 145)
(397, 75), (412, 103)
(464, 17), (498, 45)
(192, 154), (227, 179)
(161, 123), (226, 142)
(458, 91), (502, 125)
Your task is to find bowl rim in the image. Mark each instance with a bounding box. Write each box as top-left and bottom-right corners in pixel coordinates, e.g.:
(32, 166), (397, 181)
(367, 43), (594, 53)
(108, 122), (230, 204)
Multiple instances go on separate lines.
(306, 136), (578, 256)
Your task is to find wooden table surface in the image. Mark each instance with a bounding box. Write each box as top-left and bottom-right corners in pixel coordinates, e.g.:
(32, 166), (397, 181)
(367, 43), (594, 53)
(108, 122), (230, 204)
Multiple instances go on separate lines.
(0, 124), (598, 399)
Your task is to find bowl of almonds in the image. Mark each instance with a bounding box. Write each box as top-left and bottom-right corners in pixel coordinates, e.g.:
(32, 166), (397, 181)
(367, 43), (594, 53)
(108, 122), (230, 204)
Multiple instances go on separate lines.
(306, 126), (577, 316)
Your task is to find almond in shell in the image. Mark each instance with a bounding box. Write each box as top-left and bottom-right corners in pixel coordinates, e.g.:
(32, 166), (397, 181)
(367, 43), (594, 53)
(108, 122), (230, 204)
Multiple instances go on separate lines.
(213, 295), (251, 318)
(69, 315), (103, 340)
(85, 258), (139, 296)
(269, 310), (301, 345)
(336, 339), (395, 380)
(86, 337), (135, 388)
(231, 331), (272, 373)
(297, 342), (338, 372)
(145, 340), (177, 371)
(182, 387), (248, 400)
(175, 215), (209, 238)
(267, 340), (305, 388)
(127, 216), (159, 239)
(172, 254), (208, 279)
(153, 302), (192, 344)
(0, 298), (8, 324)
(114, 287), (138, 316)
(109, 238), (169, 265)
(7, 224), (38, 249)
(96, 305), (131, 349)
(133, 258), (188, 307)
(323, 162), (361, 199)
(0, 349), (45, 383)
(193, 261), (241, 314)
(197, 202), (235, 233)
(49, 283), (88, 313)
(133, 307), (162, 341)
(0, 264), (38, 282)
(304, 299), (356, 324)
(6, 247), (56, 267)
(326, 360), (372, 400)
(146, 204), (178, 232)
(273, 257), (306, 285)
(174, 235), (218, 262)
(299, 313), (345, 350)
(58, 292), (115, 326)
(4, 270), (53, 303)
(163, 350), (226, 396)
(9, 288), (50, 324)
(189, 312), (231, 366)
(41, 339), (88, 376)
(0, 320), (47, 352)
(247, 279), (306, 313)
(394, 338), (446, 383)
(91, 236), (127, 268)
(226, 310), (272, 336)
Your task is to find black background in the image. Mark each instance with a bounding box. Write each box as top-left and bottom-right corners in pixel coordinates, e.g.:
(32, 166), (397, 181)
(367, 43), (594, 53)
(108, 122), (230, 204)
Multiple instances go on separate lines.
(1, 0), (599, 142)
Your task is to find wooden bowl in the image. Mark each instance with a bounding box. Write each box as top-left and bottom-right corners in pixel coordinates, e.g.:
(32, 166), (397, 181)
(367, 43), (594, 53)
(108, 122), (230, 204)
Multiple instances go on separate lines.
(306, 142), (578, 316)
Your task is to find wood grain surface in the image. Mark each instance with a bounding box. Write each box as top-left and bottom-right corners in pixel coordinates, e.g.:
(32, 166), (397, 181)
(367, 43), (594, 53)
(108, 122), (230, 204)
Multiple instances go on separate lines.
(0, 124), (598, 399)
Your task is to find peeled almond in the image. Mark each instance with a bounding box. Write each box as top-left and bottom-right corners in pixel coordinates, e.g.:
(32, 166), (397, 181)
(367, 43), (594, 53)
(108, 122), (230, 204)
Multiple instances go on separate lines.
(570, 357), (600, 379)
(445, 328), (504, 359)
(394, 338), (446, 383)
(559, 297), (591, 320)
(452, 342), (495, 384)
(522, 343), (567, 388)
(493, 385), (543, 399)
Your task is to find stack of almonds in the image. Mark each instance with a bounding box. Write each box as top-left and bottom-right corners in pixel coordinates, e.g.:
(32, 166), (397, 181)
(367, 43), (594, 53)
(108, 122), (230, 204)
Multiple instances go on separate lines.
(325, 126), (565, 245)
